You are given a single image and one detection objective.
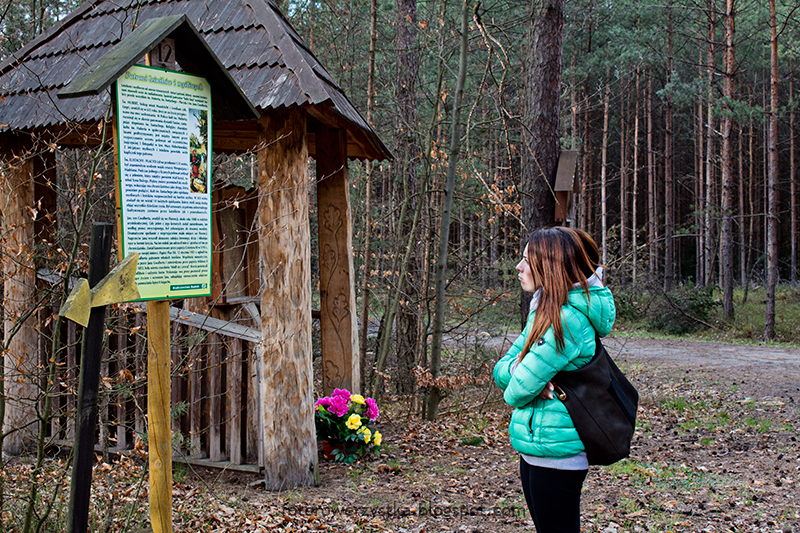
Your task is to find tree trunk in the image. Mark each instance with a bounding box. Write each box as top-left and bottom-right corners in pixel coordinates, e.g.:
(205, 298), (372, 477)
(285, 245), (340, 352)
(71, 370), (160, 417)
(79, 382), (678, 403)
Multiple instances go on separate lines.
(427, 0), (470, 421)
(633, 67), (641, 283)
(738, 112), (747, 287)
(620, 76), (628, 275)
(790, 58), (797, 284)
(664, 6), (675, 291)
(647, 68), (656, 280)
(359, 0), (378, 392)
(764, 0), (779, 340)
(720, 0), (735, 318)
(580, 89), (592, 231)
(696, 43), (706, 286)
(600, 72), (611, 265)
(394, 0), (420, 394)
(743, 113), (755, 304)
(257, 107), (316, 489)
(520, 0), (565, 326)
(705, 0), (717, 287)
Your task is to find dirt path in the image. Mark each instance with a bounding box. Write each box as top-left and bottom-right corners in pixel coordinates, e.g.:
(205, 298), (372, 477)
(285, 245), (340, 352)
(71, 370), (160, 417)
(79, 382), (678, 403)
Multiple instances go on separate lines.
(605, 336), (800, 395)
(475, 330), (800, 392)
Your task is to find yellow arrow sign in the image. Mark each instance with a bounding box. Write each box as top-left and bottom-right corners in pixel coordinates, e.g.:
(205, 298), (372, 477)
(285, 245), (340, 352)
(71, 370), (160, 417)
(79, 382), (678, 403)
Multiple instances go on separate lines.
(59, 253), (141, 327)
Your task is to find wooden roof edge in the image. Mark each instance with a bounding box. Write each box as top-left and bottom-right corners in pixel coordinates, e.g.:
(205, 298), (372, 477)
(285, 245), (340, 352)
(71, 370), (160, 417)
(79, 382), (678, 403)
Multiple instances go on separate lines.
(0, 0), (97, 75)
(57, 15), (186, 98)
(56, 15), (258, 121)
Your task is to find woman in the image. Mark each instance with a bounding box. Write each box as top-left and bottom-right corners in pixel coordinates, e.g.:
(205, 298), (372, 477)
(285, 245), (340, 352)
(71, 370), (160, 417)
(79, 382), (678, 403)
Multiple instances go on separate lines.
(493, 227), (615, 533)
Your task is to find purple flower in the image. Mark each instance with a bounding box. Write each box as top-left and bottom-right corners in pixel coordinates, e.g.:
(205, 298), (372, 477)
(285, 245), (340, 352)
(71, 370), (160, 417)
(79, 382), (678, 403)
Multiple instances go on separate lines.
(332, 388), (351, 399)
(328, 395), (350, 417)
(365, 397), (379, 421)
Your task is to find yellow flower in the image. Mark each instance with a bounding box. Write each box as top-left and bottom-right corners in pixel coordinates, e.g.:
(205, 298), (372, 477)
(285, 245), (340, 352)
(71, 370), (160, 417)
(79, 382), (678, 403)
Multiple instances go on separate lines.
(345, 414), (362, 430)
(350, 394), (366, 405)
(373, 431), (382, 447)
(358, 426), (371, 444)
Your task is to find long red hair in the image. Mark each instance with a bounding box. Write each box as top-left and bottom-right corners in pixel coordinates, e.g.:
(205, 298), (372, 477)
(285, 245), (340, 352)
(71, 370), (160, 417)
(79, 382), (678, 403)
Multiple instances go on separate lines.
(517, 227), (600, 363)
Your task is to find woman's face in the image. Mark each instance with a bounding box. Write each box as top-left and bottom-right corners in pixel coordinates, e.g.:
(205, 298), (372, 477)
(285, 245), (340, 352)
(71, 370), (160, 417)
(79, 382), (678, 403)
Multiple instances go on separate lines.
(516, 244), (537, 292)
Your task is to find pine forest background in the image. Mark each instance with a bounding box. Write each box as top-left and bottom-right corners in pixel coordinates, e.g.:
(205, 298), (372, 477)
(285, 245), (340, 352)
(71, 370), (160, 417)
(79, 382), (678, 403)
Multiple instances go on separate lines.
(3, 0), (800, 404)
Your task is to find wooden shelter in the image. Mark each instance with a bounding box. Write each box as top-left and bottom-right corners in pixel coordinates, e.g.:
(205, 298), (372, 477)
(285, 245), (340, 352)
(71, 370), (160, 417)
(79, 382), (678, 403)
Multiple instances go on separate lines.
(0, 0), (390, 489)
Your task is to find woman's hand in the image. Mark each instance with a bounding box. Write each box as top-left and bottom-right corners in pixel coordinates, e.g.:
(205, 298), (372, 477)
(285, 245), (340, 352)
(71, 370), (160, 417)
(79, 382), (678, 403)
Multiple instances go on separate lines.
(538, 381), (554, 400)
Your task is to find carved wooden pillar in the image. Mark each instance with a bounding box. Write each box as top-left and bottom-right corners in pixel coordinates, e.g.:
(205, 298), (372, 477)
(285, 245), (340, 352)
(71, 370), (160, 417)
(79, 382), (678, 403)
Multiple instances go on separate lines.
(256, 107), (316, 489)
(316, 126), (359, 395)
(0, 136), (43, 454)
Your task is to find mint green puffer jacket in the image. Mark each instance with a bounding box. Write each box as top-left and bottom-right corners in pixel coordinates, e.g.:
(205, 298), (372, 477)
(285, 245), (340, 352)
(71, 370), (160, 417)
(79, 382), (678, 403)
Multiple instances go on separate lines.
(494, 286), (616, 458)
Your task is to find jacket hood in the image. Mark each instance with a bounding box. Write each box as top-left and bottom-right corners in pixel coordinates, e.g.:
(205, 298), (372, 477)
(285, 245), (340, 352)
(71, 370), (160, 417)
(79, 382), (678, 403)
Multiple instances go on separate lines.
(566, 285), (616, 337)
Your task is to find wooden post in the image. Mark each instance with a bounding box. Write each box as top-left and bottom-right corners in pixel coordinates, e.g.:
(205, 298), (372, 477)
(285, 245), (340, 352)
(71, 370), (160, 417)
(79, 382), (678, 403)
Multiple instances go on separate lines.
(257, 107), (317, 489)
(316, 126), (360, 395)
(1, 136), (39, 455)
(147, 299), (173, 533)
(67, 222), (114, 533)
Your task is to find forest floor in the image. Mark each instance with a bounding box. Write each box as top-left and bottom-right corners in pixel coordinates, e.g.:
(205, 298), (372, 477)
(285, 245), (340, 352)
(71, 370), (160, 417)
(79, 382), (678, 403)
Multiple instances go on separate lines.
(3, 335), (800, 532)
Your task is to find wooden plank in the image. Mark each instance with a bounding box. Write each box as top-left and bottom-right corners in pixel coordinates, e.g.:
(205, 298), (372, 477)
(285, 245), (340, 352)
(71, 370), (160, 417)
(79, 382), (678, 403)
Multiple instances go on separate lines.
(168, 306), (260, 343)
(210, 189), (223, 302)
(66, 320), (77, 440)
(245, 342), (261, 466)
(218, 188), (248, 302)
(170, 321), (183, 452)
(134, 312), (146, 438)
(52, 443), (261, 474)
(147, 299), (173, 533)
(171, 456), (260, 474)
(183, 299), (205, 459)
(99, 336), (111, 459)
(188, 337), (203, 459)
(256, 106), (316, 489)
(228, 336), (243, 464)
(116, 309), (129, 450)
(316, 126), (360, 394)
(208, 330), (223, 462)
(243, 188), (260, 299)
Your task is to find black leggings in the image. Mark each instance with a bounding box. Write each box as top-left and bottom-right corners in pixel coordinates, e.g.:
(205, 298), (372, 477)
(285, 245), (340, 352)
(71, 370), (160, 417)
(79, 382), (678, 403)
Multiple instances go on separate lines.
(519, 458), (588, 533)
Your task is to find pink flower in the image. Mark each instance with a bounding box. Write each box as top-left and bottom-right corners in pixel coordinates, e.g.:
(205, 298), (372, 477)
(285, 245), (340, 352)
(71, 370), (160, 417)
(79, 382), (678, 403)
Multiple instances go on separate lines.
(315, 397), (332, 408)
(365, 397), (379, 421)
(332, 388), (351, 399)
(328, 395), (350, 417)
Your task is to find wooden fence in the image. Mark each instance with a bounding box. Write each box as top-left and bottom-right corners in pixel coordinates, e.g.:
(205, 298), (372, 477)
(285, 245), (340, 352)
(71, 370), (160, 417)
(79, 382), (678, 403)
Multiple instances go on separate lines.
(46, 301), (265, 473)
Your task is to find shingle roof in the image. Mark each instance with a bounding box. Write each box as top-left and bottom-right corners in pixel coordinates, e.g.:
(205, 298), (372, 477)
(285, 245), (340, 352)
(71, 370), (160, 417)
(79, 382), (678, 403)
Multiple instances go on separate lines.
(0, 0), (390, 160)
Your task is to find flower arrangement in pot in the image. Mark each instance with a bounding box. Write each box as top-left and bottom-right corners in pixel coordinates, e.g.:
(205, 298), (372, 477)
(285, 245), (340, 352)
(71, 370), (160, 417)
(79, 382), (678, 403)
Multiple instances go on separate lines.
(314, 388), (382, 463)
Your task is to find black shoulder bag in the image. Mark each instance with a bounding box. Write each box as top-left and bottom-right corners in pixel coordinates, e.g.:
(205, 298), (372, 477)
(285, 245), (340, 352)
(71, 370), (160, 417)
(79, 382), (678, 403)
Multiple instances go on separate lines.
(552, 336), (639, 466)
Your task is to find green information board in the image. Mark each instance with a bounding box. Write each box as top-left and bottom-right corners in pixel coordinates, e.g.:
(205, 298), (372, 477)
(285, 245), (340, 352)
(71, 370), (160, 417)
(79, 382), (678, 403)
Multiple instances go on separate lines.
(115, 65), (213, 300)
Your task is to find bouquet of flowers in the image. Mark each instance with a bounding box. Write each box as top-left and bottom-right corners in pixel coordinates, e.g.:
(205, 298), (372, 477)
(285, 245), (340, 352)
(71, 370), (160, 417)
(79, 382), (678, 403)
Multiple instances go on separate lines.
(314, 388), (382, 462)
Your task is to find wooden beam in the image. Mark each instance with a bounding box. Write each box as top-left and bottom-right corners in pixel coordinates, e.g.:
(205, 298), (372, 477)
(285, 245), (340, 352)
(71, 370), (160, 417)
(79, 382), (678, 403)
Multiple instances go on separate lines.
(256, 106), (316, 489)
(1, 136), (41, 454)
(212, 118), (371, 159)
(169, 306), (260, 343)
(315, 126), (359, 394)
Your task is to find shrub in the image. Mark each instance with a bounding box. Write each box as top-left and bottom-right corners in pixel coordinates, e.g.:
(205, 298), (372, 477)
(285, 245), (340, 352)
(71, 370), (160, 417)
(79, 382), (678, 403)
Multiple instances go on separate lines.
(646, 283), (718, 334)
